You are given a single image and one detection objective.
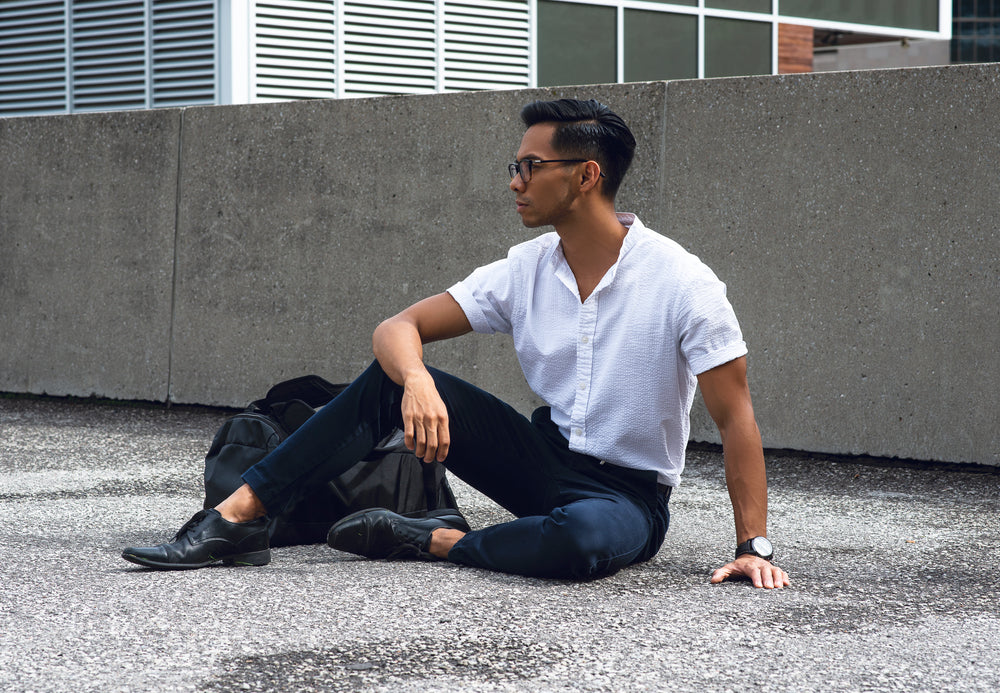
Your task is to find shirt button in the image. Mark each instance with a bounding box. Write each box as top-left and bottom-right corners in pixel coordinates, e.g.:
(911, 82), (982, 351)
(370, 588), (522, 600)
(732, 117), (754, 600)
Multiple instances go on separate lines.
(578, 382), (587, 391)
(580, 336), (589, 344)
(573, 428), (583, 436)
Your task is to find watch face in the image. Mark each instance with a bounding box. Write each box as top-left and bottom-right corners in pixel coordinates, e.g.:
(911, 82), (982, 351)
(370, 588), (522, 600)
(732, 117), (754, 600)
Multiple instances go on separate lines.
(750, 536), (773, 558)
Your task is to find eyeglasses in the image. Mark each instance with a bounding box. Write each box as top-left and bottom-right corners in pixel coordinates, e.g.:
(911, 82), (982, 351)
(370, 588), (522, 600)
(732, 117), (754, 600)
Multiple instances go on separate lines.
(508, 159), (598, 182)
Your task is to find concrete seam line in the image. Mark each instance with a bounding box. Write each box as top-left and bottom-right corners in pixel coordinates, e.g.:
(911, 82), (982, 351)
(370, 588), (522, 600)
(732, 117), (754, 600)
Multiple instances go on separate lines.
(166, 107), (185, 405)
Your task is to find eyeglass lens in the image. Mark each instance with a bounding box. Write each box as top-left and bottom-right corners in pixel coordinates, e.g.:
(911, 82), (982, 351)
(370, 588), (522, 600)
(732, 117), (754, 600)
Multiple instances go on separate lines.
(508, 161), (531, 181)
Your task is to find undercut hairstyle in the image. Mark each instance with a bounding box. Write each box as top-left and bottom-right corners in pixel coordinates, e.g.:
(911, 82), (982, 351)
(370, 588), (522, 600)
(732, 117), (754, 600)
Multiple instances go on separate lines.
(520, 98), (637, 200)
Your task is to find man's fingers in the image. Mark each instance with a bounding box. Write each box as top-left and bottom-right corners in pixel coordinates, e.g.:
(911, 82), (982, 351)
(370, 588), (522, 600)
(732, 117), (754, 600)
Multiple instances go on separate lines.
(711, 559), (790, 589)
(400, 376), (450, 463)
(423, 422), (439, 463)
(435, 432), (450, 462)
(404, 411), (449, 463)
(756, 566), (769, 589)
(709, 566), (731, 584)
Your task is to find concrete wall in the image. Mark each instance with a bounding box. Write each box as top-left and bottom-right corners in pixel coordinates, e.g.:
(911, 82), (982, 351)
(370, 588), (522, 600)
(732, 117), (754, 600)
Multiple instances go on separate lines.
(1, 64), (997, 467)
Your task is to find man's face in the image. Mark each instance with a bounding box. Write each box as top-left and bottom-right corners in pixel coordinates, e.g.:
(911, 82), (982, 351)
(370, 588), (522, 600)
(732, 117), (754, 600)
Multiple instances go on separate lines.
(509, 123), (580, 229)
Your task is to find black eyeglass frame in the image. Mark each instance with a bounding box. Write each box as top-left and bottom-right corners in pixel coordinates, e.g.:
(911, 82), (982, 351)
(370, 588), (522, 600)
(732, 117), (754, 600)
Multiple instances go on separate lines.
(508, 159), (606, 182)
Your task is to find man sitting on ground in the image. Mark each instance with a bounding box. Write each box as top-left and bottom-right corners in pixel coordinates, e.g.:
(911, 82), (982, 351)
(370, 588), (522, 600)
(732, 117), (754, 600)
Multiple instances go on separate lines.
(123, 97), (790, 589)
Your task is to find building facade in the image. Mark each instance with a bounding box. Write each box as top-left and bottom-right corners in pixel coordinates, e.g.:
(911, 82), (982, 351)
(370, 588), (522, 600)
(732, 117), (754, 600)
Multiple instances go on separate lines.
(1, 1), (955, 118)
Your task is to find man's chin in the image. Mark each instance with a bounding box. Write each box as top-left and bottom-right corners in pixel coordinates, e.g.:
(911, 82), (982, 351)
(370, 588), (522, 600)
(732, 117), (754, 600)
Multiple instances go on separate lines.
(517, 214), (546, 229)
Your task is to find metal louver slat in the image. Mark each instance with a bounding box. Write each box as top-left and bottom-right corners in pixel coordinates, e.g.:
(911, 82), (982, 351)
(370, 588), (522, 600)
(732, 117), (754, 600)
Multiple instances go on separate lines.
(70, 0), (146, 111)
(342, 0), (436, 98)
(443, 0), (530, 92)
(248, 0), (531, 102)
(0, 0), (67, 116)
(151, 0), (216, 107)
(254, 0), (335, 102)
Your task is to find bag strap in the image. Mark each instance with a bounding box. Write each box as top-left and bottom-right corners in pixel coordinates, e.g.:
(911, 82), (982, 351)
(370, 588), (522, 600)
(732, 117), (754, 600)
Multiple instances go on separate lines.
(252, 375), (348, 411)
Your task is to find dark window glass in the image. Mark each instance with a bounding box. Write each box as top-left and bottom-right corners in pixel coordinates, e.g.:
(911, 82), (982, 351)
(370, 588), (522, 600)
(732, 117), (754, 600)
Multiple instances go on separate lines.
(708, 0), (771, 12)
(780, 0), (939, 32)
(537, 0), (617, 87)
(705, 17), (771, 77)
(641, 0), (698, 6)
(984, 37), (1000, 62)
(624, 10), (698, 81)
(957, 38), (976, 61)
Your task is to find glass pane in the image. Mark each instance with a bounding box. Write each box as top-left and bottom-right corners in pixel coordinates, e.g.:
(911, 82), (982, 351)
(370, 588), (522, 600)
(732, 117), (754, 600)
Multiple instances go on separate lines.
(641, 0), (697, 6)
(957, 38), (975, 61)
(779, 0), (940, 32)
(708, 0), (772, 13)
(537, 0), (617, 88)
(624, 10), (698, 82)
(705, 18), (772, 77)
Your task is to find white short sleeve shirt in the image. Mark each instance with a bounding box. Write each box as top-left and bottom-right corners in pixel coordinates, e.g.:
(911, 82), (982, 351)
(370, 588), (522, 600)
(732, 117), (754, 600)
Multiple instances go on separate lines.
(447, 214), (747, 487)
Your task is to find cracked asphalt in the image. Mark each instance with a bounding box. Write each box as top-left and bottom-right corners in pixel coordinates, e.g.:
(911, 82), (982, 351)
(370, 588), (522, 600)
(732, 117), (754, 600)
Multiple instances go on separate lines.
(1, 395), (998, 692)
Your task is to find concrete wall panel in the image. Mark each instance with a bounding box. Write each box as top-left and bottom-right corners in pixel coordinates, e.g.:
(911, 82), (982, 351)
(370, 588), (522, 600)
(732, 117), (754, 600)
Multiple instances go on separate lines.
(661, 65), (1000, 465)
(0, 109), (179, 401)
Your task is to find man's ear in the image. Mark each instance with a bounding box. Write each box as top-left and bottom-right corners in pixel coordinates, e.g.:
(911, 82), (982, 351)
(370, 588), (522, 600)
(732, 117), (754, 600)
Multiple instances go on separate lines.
(579, 160), (603, 193)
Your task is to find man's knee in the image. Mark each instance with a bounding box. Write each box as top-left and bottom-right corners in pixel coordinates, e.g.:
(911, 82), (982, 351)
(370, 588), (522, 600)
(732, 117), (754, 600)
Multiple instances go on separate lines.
(541, 504), (645, 580)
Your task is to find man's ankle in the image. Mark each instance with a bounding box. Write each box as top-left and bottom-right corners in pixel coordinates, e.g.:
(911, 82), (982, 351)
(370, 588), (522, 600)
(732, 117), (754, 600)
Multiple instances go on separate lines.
(215, 484), (267, 524)
(428, 527), (465, 559)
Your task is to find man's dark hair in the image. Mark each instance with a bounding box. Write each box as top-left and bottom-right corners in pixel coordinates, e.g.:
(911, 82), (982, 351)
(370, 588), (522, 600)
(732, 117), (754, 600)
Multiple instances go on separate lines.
(520, 98), (636, 200)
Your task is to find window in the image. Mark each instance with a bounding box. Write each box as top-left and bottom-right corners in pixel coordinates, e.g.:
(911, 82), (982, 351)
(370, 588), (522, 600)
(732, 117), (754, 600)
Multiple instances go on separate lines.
(705, 17), (772, 78)
(537, 0), (616, 88)
(623, 10), (697, 82)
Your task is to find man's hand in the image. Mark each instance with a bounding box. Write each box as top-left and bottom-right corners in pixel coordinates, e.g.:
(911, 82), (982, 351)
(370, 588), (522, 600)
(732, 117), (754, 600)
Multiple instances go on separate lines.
(401, 369), (450, 463)
(711, 555), (790, 589)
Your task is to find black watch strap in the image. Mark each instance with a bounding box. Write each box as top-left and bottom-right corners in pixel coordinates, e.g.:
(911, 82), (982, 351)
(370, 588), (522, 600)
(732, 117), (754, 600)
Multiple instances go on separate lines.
(735, 536), (774, 561)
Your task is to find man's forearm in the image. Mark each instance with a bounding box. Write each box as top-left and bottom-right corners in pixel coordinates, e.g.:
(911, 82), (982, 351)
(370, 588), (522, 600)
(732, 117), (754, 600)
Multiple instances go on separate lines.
(372, 318), (430, 388)
(721, 417), (768, 543)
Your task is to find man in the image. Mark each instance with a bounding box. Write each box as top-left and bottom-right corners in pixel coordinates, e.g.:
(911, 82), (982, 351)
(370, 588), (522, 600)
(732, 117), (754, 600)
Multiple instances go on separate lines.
(123, 98), (789, 589)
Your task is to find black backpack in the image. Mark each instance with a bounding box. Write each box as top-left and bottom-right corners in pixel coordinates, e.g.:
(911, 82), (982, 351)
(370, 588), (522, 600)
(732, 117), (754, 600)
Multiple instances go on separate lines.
(202, 375), (462, 547)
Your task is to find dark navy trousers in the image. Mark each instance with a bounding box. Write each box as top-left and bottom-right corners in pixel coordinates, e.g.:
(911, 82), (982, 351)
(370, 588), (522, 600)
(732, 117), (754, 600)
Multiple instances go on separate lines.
(242, 361), (670, 580)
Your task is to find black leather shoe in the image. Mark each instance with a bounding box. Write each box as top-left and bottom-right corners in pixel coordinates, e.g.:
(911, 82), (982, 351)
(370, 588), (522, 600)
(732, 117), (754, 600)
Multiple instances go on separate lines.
(122, 508), (271, 570)
(326, 508), (470, 560)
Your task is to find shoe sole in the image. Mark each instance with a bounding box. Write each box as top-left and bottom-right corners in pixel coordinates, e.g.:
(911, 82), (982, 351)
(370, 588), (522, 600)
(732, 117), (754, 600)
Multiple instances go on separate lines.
(121, 549), (271, 570)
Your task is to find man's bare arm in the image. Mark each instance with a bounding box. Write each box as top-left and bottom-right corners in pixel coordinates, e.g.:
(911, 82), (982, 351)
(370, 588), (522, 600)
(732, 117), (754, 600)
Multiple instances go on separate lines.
(372, 292), (472, 463)
(697, 357), (790, 589)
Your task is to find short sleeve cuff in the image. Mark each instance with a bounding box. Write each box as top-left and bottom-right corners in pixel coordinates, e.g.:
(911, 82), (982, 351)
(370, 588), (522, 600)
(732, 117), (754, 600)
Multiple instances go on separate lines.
(447, 282), (496, 334)
(689, 341), (749, 376)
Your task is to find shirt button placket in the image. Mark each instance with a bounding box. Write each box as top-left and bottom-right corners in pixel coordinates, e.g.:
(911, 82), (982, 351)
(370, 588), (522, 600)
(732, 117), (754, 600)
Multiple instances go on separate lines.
(571, 299), (598, 446)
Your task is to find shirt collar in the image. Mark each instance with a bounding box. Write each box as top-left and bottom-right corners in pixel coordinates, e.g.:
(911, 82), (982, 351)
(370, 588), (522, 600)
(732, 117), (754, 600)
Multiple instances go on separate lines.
(549, 213), (646, 300)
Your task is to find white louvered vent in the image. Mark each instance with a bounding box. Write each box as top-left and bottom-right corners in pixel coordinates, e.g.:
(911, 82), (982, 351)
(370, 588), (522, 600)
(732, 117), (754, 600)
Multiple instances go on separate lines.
(341, 0), (437, 98)
(443, 0), (530, 92)
(0, 1), (67, 116)
(70, 0), (147, 112)
(253, 0), (336, 102)
(151, 0), (216, 107)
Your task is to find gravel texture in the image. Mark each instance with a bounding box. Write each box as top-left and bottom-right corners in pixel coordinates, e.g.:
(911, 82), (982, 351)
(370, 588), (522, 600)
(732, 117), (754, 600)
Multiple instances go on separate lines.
(1, 396), (997, 692)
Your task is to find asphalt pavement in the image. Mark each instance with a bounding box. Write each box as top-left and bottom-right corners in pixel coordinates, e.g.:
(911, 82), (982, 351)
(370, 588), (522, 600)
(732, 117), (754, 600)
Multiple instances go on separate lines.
(1, 395), (997, 692)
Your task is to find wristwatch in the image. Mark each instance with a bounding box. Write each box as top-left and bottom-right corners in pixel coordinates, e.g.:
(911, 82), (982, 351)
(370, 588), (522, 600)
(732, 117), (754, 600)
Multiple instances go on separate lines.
(735, 536), (774, 561)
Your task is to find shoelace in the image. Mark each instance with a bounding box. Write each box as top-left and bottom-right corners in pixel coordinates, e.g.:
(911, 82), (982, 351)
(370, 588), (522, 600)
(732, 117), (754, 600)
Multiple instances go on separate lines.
(170, 510), (210, 542)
